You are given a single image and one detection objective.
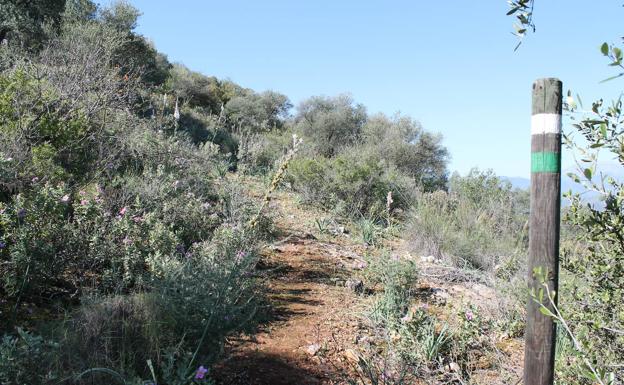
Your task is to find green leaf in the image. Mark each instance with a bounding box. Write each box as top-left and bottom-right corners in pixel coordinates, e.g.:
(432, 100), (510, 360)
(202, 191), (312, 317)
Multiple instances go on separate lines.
(507, 6), (520, 16)
(600, 73), (624, 83)
(539, 306), (555, 317)
(601, 42), (610, 55)
(600, 123), (608, 138)
(584, 168), (593, 180)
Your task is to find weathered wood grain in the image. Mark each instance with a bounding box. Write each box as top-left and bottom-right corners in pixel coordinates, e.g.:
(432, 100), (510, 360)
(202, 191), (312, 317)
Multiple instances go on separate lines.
(524, 78), (562, 385)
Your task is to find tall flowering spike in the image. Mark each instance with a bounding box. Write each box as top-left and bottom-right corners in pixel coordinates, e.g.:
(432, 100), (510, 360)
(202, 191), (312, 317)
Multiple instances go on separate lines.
(386, 191), (393, 212)
(174, 98), (180, 121)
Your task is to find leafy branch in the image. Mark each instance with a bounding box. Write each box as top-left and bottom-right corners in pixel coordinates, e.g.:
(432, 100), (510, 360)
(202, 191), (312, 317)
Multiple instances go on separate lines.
(530, 267), (616, 385)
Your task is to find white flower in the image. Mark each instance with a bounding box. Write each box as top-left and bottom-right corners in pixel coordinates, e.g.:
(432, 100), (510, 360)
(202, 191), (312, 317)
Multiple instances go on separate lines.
(174, 99), (180, 121)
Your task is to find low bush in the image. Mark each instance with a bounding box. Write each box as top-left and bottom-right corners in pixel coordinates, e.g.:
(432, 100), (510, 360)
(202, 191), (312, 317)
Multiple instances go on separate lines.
(0, 12), (274, 384)
(0, 328), (61, 385)
(356, 253), (497, 384)
(286, 148), (416, 218)
(40, 226), (265, 384)
(406, 169), (528, 271)
(237, 130), (291, 175)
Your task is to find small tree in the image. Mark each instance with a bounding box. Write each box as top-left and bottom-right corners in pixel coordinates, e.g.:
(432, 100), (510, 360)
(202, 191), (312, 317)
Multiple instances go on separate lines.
(363, 113), (449, 191)
(294, 94), (367, 157)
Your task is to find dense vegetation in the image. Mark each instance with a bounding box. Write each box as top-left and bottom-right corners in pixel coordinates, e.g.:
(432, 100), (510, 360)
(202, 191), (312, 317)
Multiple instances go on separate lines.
(0, 1), (448, 383)
(0, 0), (621, 384)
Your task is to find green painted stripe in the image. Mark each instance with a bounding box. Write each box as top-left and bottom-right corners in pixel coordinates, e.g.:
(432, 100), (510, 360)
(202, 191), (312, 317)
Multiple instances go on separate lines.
(531, 152), (560, 173)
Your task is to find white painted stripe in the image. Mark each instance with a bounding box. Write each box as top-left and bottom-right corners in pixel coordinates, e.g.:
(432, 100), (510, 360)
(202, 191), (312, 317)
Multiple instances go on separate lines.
(531, 113), (561, 135)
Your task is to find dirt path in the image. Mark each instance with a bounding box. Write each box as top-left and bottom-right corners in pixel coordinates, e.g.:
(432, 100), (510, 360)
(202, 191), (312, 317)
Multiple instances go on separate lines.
(214, 192), (367, 385)
(213, 183), (525, 385)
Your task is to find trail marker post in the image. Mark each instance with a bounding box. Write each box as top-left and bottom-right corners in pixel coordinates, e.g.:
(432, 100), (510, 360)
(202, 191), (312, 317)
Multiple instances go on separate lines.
(524, 78), (562, 385)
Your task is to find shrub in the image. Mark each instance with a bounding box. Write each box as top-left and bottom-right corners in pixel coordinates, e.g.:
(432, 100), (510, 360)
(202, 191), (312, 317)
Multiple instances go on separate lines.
(0, 7), (275, 385)
(237, 130), (291, 175)
(553, 94), (624, 383)
(357, 252), (497, 383)
(364, 253), (419, 327)
(49, 226), (263, 383)
(407, 169), (528, 271)
(362, 113), (449, 191)
(225, 90), (292, 134)
(286, 148), (416, 218)
(0, 328), (60, 385)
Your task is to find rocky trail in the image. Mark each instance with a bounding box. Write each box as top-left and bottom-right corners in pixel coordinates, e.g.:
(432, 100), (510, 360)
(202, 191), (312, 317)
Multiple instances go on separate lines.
(213, 186), (524, 385)
(214, 191), (368, 384)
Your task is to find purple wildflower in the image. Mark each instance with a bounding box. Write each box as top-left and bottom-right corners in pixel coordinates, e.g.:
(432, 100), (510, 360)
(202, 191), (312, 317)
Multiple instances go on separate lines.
(60, 194), (70, 203)
(17, 209), (26, 219)
(0, 241), (6, 249)
(175, 244), (185, 254)
(119, 207), (127, 216)
(235, 250), (247, 262)
(79, 190), (86, 196)
(31, 177), (39, 183)
(80, 200), (88, 206)
(465, 310), (474, 321)
(195, 365), (208, 380)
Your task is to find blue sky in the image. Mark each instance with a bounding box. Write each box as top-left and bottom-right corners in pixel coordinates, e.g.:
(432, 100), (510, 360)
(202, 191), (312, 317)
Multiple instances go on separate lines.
(109, 0), (623, 178)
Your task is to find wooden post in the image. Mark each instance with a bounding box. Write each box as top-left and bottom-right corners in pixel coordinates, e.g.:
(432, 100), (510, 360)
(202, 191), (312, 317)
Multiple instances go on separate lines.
(524, 78), (562, 385)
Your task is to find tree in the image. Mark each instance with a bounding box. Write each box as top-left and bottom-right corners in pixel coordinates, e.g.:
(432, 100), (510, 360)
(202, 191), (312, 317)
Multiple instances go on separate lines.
(62, 0), (97, 23)
(0, 0), (66, 50)
(98, 1), (171, 86)
(294, 94), (367, 157)
(225, 90), (292, 134)
(363, 113), (449, 191)
(169, 64), (246, 114)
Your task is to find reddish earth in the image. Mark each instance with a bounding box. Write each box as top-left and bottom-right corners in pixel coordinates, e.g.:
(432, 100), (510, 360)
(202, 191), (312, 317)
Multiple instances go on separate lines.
(214, 185), (524, 385)
(214, 191), (367, 385)
(215, 237), (362, 384)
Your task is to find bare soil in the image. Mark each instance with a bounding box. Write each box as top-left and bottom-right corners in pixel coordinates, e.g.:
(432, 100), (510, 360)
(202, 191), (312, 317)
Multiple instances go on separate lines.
(214, 191), (367, 385)
(213, 186), (524, 385)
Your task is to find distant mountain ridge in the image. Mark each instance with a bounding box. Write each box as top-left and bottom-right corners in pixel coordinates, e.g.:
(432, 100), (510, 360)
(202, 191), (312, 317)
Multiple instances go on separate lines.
(502, 166), (624, 206)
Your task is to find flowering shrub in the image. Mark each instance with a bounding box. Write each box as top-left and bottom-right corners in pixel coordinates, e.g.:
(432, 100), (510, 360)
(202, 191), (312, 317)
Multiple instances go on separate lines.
(0, 23), (273, 384)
